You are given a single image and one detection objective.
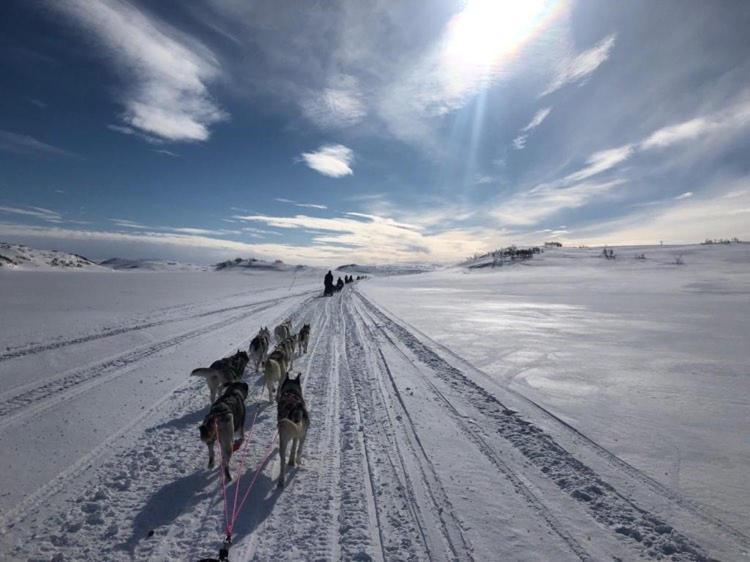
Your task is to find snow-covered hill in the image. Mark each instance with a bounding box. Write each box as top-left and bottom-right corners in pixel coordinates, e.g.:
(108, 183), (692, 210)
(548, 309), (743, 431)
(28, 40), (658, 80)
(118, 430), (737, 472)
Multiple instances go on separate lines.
(215, 257), (307, 272)
(0, 242), (105, 270)
(336, 262), (437, 276)
(100, 257), (210, 272)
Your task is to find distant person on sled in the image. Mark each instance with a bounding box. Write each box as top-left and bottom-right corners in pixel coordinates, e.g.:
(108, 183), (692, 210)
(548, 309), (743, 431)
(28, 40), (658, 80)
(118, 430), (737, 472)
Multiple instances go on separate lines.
(324, 269), (334, 296)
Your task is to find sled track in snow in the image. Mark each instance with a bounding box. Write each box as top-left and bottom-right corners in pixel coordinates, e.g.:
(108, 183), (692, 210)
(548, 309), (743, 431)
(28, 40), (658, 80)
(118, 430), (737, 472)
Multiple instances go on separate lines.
(358, 291), (750, 553)
(345, 301), (475, 561)
(0, 294), (315, 431)
(0, 295), (316, 560)
(352, 297), (591, 562)
(0, 289), (317, 363)
(355, 291), (720, 562)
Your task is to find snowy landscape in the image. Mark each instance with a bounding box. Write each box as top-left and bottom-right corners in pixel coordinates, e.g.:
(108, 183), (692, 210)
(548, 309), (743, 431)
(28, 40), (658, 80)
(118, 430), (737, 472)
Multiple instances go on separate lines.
(3, 0), (750, 560)
(0, 242), (748, 561)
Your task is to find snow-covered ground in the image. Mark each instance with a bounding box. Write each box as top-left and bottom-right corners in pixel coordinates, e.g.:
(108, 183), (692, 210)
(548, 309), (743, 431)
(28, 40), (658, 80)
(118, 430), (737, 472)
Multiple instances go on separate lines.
(0, 245), (748, 561)
(362, 244), (750, 537)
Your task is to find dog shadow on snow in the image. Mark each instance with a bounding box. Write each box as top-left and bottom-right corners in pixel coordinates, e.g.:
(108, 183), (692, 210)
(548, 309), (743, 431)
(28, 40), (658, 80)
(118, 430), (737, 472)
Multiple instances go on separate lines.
(124, 399), (285, 555)
(123, 445), (296, 557)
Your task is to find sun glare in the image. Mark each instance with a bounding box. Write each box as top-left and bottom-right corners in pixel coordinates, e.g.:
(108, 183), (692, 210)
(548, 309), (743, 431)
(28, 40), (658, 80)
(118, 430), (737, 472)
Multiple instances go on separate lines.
(442, 0), (558, 85)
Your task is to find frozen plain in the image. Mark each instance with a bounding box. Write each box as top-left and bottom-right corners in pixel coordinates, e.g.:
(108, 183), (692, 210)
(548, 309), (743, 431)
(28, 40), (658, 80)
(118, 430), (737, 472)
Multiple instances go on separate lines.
(0, 245), (748, 561)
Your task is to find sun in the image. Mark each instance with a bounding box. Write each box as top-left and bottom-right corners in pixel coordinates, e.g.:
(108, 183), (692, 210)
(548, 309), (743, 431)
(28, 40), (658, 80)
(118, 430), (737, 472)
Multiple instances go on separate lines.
(442, 0), (558, 77)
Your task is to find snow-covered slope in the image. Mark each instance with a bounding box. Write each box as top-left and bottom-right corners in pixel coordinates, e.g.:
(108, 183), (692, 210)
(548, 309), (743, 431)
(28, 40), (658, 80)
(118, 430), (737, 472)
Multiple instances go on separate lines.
(0, 245), (748, 561)
(0, 242), (105, 270)
(100, 257), (210, 272)
(336, 262), (437, 276)
(215, 257), (308, 272)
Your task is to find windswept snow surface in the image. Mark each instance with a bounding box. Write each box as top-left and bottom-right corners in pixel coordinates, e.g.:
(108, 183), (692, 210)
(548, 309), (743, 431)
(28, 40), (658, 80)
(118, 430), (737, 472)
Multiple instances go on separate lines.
(0, 247), (748, 561)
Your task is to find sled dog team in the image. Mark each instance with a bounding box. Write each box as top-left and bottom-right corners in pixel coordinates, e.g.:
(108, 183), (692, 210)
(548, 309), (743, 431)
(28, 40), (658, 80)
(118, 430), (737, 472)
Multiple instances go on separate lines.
(191, 320), (312, 488)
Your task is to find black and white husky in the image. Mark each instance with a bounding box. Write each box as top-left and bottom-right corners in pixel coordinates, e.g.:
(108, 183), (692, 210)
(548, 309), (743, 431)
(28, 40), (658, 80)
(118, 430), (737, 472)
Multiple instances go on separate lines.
(248, 327), (270, 372)
(199, 382), (249, 482)
(191, 350), (249, 404)
(276, 373), (309, 489)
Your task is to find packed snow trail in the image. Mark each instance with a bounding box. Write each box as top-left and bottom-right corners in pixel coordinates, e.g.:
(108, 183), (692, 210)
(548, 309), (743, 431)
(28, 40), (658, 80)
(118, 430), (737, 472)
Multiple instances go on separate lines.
(1, 285), (746, 560)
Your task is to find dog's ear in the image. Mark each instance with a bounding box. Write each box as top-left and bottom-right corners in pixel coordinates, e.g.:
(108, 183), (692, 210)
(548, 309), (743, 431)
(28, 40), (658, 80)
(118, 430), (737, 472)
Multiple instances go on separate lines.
(295, 372), (302, 381)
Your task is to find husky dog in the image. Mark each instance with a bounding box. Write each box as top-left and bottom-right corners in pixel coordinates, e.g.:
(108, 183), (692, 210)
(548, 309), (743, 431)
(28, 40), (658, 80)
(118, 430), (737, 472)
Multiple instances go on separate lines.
(191, 350), (249, 404)
(262, 348), (288, 402)
(276, 373), (309, 489)
(248, 327), (270, 372)
(274, 320), (292, 343)
(279, 334), (297, 370)
(297, 324), (311, 355)
(198, 382), (249, 482)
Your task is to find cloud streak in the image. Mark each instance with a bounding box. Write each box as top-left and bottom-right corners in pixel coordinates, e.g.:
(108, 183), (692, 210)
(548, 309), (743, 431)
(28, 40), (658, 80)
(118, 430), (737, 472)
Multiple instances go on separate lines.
(543, 34), (616, 96)
(0, 130), (78, 158)
(55, 0), (226, 142)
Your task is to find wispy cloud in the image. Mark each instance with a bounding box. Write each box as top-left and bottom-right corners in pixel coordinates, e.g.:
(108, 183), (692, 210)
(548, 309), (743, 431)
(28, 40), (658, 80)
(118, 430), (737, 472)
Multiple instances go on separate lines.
(301, 74), (366, 128)
(55, 0), (226, 142)
(300, 144), (354, 177)
(563, 144), (634, 183)
(543, 34), (616, 96)
(275, 198), (328, 210)
(0, 130), (78, 158)
(675, 191), (693, 200)
(0, 205), (64, 223)
(493, 179), (626, 226)
(109, 218), (149, 229)
(27, 98), (47, 109)
(513, 106), (552, 150)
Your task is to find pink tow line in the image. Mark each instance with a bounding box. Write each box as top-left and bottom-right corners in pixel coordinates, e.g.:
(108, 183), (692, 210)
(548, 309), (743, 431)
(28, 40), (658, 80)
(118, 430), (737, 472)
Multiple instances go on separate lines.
(215, 411), (280, 539)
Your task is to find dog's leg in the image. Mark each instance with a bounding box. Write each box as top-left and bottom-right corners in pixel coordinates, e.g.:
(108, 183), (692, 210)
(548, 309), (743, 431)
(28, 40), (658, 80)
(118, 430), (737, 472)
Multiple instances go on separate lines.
(219, 416), (234, 482)
(288, 437), (298, 467)
(296, 427), (307, 466)
(207, 440), (215, 469)
(278, 432), (288, 489)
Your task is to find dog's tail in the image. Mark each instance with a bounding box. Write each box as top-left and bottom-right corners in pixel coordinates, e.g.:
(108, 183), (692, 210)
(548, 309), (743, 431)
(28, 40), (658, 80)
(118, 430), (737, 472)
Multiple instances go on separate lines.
(191, 367), (218, 377)
(278, 418), (302, 434)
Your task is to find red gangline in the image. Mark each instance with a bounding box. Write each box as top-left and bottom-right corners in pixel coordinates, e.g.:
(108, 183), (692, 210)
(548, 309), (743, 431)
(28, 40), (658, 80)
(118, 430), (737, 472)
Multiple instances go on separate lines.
(227, 431), (279, 534)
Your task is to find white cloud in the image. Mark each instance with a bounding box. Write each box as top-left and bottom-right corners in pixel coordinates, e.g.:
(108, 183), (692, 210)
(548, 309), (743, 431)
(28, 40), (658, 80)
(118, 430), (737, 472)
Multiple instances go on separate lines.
(640, 99), (750, 150)
(300, 144), (354, 177)
(675, 192), (693, 200)
(275, 198), (328, 210)
(301, 74), (367, 128)
(109, 218), (149, 229)
(513, 105), (552, 151)
(543, 34), (616, 96)
(492, 179), (626, 226)
(56, 0), (226, 142)
(522, 107), (553, 132)
(0, 205), (63, 223)
(0, 130), (78, 158)
(568, 181), (750, 245)
(563, 144), (634, 183)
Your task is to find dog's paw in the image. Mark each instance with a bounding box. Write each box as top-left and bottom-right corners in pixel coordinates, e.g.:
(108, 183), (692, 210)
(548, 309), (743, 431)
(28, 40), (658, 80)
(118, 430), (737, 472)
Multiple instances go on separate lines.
(277, 479), (284, 489)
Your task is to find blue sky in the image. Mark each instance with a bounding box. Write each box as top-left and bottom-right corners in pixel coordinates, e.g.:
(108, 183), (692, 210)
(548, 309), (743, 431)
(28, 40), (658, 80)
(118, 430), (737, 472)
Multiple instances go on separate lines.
(1, 0), (749, 265)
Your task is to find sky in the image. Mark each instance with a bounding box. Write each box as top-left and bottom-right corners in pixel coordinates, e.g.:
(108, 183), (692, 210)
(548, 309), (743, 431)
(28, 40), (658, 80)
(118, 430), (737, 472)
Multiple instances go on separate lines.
(1, 0), (749, 265)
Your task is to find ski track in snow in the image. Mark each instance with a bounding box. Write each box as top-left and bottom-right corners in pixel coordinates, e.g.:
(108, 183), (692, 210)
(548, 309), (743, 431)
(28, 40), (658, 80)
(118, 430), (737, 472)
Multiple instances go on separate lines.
(1, 285), (747, 561)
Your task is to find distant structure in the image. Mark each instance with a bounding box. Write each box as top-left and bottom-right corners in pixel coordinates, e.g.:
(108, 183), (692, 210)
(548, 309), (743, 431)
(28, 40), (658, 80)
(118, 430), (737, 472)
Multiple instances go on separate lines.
(544, 241), (562, 247)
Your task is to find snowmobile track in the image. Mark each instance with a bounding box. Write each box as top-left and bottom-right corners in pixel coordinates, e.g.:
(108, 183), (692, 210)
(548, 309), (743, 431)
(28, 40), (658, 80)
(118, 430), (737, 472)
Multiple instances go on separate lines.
(0, 295), (314, 431)
(0, 289), (317, 363)
(356, 289), (750, 553)
(355, 291), (719, 561)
